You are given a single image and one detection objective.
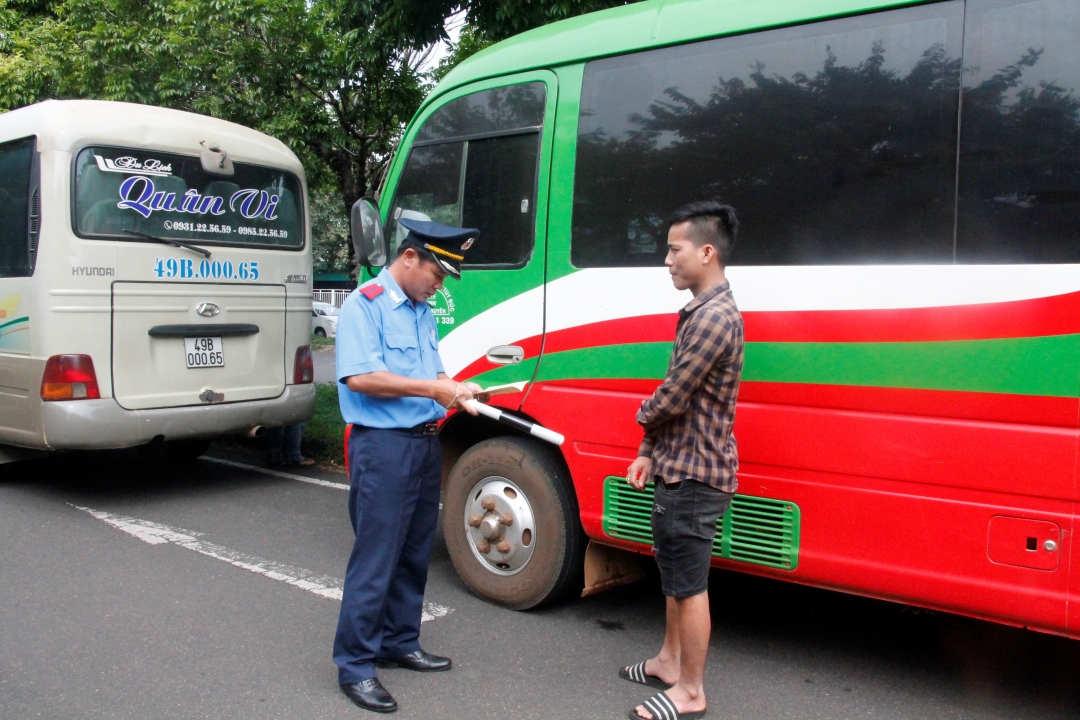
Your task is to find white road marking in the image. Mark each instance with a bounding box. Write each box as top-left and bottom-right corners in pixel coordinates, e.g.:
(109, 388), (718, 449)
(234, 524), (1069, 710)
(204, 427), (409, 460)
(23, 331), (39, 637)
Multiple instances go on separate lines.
(423, 603), (452, 622)
(72, 505), (452, 622)
(201, 456), (350, 491)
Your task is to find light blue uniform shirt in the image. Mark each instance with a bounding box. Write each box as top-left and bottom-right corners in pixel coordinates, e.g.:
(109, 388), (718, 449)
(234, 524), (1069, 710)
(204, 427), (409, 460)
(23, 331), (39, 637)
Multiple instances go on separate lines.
(336, 268), (447, 428)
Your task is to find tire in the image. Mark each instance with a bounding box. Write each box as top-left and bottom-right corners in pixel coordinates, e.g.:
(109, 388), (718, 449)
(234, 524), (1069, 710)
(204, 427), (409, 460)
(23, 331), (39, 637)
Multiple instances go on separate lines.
(164, 438), (212, 462)
(443, 436), (586, 610)
(314, 327), (327, 337)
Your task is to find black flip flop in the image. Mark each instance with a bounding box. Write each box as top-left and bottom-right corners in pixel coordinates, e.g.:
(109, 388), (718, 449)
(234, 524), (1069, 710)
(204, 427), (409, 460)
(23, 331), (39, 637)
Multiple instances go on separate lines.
(619, 661), (673, 690)
(627, 692), (706, 720)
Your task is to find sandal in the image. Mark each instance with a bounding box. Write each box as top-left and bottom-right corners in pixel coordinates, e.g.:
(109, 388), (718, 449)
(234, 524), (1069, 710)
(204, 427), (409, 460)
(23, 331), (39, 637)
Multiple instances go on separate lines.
(627, 692), (706, 720)
(619, 661), (673, 690)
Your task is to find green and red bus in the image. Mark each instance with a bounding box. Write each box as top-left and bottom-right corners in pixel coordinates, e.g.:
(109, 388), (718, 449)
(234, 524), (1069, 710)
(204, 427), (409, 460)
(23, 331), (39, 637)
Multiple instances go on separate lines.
(349, 0), (1080, 637)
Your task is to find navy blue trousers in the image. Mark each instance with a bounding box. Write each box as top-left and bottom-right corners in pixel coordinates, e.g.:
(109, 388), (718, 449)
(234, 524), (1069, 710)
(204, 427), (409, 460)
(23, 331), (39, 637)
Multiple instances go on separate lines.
(333, 426), (442, 684)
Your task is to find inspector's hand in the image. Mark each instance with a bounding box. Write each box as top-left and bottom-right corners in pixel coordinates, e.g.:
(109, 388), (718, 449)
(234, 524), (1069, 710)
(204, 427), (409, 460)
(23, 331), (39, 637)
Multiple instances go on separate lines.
(432, 378), (479, 416)
(463, 381), (490, 403)
(627, 456), (652, 491)
(451, 382), (480, 415)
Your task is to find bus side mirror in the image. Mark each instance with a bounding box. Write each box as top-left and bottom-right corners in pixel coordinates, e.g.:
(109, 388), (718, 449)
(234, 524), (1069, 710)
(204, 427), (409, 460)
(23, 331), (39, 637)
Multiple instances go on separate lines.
(351, 197), (387, 268)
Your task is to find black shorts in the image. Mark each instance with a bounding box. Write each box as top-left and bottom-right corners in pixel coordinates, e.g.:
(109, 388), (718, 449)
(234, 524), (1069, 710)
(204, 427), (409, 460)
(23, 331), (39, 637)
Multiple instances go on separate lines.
(651, 479), (734, 598)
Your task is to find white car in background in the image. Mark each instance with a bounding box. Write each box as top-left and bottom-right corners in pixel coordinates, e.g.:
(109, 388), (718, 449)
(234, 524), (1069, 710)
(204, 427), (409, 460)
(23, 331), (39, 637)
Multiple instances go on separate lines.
(311, 301), (339, 338)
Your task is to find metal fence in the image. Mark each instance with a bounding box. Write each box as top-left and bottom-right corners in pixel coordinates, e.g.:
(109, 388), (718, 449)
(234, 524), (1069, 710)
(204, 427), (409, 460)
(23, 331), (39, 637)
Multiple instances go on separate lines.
(312, 289), (351, 308)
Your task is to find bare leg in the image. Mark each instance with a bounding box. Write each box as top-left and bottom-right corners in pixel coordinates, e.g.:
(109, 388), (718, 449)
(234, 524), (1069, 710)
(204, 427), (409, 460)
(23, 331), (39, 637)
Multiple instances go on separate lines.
(640, 596), (681, 685)
(634, 591), (710, 719)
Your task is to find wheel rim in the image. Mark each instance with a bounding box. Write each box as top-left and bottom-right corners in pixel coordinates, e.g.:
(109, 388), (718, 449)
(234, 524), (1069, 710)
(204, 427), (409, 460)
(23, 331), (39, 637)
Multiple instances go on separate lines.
(463, 476), (536, 576)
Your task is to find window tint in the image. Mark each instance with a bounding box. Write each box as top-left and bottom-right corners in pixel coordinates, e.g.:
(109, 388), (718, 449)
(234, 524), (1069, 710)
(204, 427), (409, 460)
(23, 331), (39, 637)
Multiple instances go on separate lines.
(74, 147), (304, 248)
(956, 0), (1080, 263)
(0, 137), (36, 278)
(415, 83), (546, 143)
(387, 83), (546, 267)
(572, 3), (963, 267)
(389, 143), (465, 237)
(461, 134), (539, 266)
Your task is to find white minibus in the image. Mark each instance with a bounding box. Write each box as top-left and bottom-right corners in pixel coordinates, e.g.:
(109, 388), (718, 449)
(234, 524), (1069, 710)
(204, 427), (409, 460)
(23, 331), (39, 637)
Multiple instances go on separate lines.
(0, 100), (315, 463)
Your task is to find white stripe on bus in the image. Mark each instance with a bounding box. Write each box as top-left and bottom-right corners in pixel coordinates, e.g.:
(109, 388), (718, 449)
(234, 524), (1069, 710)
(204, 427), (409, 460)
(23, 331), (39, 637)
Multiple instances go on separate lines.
(439, 265), (1080, 377)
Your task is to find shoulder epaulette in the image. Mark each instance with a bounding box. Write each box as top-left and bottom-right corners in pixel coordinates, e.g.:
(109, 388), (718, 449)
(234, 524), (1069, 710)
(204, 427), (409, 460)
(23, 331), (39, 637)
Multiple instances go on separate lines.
(359, 283), (384, 301)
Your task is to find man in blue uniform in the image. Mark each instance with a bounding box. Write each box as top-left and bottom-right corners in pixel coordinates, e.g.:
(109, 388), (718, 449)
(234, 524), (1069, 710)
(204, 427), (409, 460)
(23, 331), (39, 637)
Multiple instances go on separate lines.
(333, 218), (481, 713)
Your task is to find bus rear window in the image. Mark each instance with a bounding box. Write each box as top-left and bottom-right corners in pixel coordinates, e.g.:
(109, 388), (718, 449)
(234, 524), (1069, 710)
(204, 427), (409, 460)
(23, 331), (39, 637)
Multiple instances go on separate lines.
(74, 146), (304, 248)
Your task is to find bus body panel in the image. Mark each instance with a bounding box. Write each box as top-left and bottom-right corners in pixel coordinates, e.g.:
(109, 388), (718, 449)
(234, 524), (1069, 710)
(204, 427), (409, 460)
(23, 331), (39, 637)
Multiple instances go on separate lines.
(111, 281), (288, 410)
(435, 0), (932, 104)
(381, 70), (561, 425)
(39, 385), (314, 450)
(0, 100), (315, 455)
(382, 0), (1080, 636)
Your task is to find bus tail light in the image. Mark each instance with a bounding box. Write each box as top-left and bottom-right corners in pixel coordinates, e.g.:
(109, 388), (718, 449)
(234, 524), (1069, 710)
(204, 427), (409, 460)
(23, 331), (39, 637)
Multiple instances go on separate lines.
(293, 346), (313, 384)
(41, 355), (101, 401)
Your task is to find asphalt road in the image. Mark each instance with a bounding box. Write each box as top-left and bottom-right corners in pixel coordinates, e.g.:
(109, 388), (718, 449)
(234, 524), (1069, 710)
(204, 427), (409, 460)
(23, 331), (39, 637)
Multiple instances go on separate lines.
(313, 345), (336, 385)
(2, 447), (1080, 720)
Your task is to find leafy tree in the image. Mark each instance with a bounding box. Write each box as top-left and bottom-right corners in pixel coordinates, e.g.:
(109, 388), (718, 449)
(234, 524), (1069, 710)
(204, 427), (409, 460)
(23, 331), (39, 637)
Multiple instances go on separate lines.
(429, 26), (493, 83)
(0, 0), (639, 276)
(1, 0), (425, 231)
(310, 186), (352, 273)
(375, 0), (636, 45)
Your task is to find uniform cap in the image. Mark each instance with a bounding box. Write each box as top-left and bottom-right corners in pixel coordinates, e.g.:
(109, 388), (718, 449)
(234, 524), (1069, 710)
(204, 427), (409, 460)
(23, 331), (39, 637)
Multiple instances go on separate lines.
(399, 218), (479, 279)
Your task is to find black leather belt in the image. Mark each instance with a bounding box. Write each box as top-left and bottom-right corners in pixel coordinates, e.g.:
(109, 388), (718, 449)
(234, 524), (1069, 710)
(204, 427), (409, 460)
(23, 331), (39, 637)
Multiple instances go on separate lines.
(410, 421), (440, 436)
(352, 422), (439, 435)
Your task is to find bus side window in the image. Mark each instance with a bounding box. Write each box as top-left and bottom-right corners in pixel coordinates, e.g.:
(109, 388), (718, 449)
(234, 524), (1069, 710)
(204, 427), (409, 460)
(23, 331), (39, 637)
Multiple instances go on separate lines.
(0, 136), (37, 278)
(571, 2), (964, 267)
(956, 0), (1080, 264)
(460, 133), (540, 267)
(386, 82), (546, 268)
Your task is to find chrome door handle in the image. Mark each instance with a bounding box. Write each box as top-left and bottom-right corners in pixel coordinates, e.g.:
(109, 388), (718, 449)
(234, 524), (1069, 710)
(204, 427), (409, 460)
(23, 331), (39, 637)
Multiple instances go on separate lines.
(486, 345), (524, 365)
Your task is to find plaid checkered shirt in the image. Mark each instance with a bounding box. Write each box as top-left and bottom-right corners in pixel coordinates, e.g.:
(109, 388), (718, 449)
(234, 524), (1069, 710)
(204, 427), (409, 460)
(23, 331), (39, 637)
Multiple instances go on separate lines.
(637, 279), (744, 492)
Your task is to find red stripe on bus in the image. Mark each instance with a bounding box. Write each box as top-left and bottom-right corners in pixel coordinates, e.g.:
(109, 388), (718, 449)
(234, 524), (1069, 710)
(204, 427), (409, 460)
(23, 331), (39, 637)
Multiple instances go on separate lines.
(744, 291), (1080, 342)
(531, 377), (1077, 427)
(739, 381), (1079, 428)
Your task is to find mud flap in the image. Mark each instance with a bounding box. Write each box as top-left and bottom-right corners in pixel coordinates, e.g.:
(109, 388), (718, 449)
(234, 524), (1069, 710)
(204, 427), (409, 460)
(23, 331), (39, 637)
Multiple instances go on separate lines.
(581, 540), (646, 598)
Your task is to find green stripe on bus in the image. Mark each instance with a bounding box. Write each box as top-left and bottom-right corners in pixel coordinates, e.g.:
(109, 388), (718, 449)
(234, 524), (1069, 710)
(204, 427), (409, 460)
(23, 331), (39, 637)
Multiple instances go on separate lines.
(745, 335), (1080, 398)
(465, 335), (1080, 398)
(0, 316), (29, 331)
(468, 357), (540, 389)
(534, 343), (673, 382)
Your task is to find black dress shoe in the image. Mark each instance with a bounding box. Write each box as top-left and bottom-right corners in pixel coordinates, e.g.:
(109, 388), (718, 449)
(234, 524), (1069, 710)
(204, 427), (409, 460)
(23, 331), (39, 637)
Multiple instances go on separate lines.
(340, 678), (397, 713)
(376, 649), (452, 672)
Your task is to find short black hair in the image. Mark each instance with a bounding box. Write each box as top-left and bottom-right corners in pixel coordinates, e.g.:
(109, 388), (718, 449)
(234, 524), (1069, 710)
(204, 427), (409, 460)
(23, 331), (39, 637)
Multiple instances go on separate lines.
(396, 240), (440, 268)
(667, 200), (739, 262)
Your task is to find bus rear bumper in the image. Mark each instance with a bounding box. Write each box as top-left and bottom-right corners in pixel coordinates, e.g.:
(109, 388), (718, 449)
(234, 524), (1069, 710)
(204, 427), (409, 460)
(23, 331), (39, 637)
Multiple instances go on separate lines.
(40, 384), (317, 450)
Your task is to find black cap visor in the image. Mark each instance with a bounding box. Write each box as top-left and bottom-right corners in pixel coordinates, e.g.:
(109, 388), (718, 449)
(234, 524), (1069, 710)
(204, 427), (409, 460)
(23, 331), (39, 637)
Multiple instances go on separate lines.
(402, 236), (462, 279)
(430, 252), (461, 280)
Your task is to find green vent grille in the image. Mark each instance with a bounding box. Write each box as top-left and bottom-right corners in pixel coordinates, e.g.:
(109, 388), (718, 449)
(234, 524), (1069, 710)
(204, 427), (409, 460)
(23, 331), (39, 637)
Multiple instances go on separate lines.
(602, 477), (801, 570)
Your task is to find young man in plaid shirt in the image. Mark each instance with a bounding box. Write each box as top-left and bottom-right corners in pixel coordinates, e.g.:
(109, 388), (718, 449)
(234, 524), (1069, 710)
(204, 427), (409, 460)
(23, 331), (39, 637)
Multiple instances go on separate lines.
(622, 200), (743, 720)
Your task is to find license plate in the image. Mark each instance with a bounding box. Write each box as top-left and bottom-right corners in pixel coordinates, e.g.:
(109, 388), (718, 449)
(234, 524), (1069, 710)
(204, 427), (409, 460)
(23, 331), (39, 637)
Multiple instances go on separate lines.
(185, 337), (224, 368)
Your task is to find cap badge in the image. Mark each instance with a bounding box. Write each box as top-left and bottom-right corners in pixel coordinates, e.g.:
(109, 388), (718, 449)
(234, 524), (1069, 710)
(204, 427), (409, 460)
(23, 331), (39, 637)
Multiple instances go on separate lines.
(460, 238), (474, 251)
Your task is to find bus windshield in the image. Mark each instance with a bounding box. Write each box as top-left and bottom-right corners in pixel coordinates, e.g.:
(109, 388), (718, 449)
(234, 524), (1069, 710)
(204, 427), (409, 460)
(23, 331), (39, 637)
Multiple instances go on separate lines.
(73, 146), (304, 249)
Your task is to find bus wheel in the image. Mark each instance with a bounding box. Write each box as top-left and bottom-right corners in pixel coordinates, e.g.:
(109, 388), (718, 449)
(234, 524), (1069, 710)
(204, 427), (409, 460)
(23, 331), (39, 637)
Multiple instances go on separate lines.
(443, 436), (586, 610)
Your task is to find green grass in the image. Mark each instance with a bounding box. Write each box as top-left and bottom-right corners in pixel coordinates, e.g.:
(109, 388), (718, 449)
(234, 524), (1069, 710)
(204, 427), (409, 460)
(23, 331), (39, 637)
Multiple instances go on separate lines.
(301, 383), (347, 465)
(310, 334), (336, 348)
